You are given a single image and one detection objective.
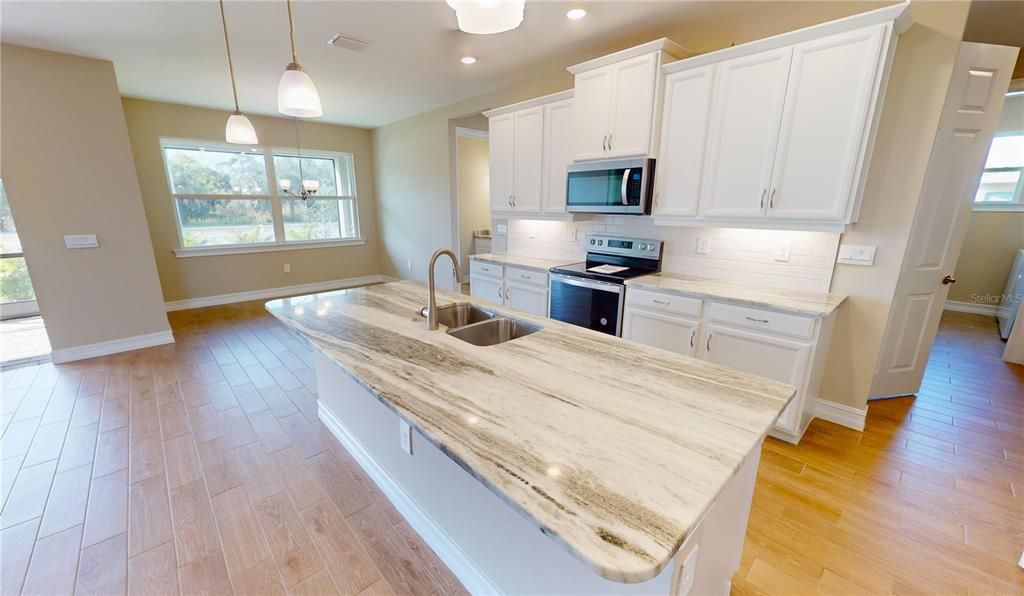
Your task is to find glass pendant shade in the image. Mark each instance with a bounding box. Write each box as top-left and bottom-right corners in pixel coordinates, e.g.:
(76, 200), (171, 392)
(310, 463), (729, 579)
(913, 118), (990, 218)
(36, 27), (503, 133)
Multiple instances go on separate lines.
(446, 0), (524, 35)
(302, 179), (320, 193)
(225, 111), (258, 145)
(278, 63), (323, 118)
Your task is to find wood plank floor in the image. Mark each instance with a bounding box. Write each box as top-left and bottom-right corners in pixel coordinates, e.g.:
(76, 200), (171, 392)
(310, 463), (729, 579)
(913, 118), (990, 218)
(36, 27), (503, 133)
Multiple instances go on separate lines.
(1, 304), (1021, 594)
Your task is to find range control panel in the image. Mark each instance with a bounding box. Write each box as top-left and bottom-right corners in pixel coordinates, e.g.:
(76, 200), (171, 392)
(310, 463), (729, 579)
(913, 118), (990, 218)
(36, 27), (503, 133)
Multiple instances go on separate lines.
(585, 235), (662, 260)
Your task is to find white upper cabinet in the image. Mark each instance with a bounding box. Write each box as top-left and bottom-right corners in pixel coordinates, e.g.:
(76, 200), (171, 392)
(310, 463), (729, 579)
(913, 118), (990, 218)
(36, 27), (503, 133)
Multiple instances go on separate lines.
(652, 65), (715, 218)
(570, 39), (687, 162)
(542, 98), (574, 214)
(572, 68), (616, 161)
(765, 25), (886, 221)
(699, 48), (793, 219)
(512, 107), (544, 212)
(488, 113), (515, 211)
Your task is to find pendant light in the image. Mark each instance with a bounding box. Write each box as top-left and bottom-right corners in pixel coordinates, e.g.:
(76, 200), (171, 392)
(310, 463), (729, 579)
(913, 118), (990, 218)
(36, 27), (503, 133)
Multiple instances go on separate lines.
(277, 0), (322, 118)
(219, 0), (258, 145)
(447, 0), (524, 35)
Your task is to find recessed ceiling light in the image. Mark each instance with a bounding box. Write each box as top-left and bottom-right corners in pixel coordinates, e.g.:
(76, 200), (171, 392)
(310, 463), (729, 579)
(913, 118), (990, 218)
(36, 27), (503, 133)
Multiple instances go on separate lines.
(566, 8), (586, 20)
(461, 56), (477, 65)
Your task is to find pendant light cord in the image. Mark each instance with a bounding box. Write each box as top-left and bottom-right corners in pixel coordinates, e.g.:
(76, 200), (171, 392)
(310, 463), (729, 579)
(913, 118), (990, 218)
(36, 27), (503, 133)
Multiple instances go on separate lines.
(286, 0), (298, 64)
(218, 0), (240, 112)
(294, 117), (306, 194)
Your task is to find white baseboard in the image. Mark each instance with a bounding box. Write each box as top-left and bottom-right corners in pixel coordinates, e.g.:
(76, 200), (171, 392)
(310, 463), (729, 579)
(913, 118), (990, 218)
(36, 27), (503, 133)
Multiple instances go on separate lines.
(944, 300), (999, 316)
(164, 275), (388, 312)
(814, 399), (867, 431)
(51, 329), (175, 364)
(318, 403), (499, 595)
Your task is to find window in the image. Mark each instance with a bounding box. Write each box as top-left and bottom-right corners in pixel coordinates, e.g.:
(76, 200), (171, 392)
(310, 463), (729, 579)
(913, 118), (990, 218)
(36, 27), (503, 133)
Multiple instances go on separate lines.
(161, 139), (360, 254)
(974, 132), (1024, 211)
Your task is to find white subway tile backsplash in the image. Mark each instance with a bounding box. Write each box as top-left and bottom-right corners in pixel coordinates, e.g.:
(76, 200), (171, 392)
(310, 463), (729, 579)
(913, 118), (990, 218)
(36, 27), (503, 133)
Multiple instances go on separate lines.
(503, 217), (840, 292)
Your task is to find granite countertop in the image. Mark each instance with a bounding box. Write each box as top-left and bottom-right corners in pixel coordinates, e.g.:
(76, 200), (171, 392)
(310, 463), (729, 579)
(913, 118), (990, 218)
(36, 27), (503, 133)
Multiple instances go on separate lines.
(626, 273), (847, 318)
(266, 281), (795, 583)
(470, 252), (577, 273)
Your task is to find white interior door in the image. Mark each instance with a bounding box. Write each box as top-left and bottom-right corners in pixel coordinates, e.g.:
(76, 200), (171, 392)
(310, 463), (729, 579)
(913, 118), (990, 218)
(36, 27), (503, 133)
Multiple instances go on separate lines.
(871, 42), (1018, 398)
(608, 53), (657, 158)
(699, 48), (793, 219)
(512, 107), (543, 212)
(488, 113), (514, 211)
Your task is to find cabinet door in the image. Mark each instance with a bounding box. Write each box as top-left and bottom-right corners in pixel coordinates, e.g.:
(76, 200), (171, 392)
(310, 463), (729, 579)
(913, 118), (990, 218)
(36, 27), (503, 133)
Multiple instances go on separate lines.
(488, 113), (515, 211)
(608, 53), (658, 158)
(573, 66), (615, 160)
(623, 308), (699, 357)
(542, 99), (574, 214)
(653, 65), (715, 217)
(703, 324), (811, 433)
(766, 25), (886, 221)
(505, 281), (548, 317)
(699, 48), (793, 219)
(512, 108), (544, 212)
(470, 274), (504, 307)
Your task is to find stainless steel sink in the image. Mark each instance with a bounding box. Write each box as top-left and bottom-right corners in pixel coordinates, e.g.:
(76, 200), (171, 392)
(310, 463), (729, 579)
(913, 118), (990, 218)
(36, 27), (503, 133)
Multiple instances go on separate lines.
(421, 303), (497, 329)
(446, 317), (541, 346)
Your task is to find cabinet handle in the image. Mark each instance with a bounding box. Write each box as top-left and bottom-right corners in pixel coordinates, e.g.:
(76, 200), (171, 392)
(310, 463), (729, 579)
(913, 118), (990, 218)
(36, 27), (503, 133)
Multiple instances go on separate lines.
(507, 196), (512, 207)
(512, 195), (516, 207)
(706, 333), (712, 353)
(607, 134), (612, 151)
(652, 299), (670, 306)
(769, 189), (776, 209)
(602, 134), (608, 151)
(760, 188), (767, 210)
(520, 273), (530, 279)
(689, 329), (695, 348)
(505, 287), (510, 301)
(745, 316), (770, 324)
(498, 286), (503, 300)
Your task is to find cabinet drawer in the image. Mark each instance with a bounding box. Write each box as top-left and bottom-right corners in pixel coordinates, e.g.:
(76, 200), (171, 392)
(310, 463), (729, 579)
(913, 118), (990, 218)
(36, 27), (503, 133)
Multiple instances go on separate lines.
(708, 302), (815, 339)
(470, 260), (503, 279)
(505, 266), (547, 288)
(626, 288), (702, 318)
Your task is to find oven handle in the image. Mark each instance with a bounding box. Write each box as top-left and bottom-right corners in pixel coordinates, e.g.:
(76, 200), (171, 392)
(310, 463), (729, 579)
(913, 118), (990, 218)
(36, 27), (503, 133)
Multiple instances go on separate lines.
(550, 273), (623, 294)
(621, 168), (631, 206)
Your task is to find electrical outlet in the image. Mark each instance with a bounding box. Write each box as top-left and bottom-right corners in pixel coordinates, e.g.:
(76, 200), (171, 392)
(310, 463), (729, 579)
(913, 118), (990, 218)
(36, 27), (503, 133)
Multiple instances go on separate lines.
(283, 263), (291, 273)
(407, 258), (413, 271)
(774, 240), (791, 262)
(399, 420), (412, 455)
(678, 546), (699, 596)
(696, 236), (709, 255)
(568, 228), (577, 242)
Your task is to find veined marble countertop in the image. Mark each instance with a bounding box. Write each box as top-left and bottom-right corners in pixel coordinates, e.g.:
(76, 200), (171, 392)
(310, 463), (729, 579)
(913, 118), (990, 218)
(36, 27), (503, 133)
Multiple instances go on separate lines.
(265, 281), (794, 583)
(626, 273), (847, 318)
(470, 252), (577, 273)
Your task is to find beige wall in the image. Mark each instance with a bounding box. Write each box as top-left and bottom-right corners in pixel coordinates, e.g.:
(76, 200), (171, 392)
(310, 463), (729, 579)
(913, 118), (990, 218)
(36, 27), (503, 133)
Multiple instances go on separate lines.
(0, 44), (170, 350)
(121, 99), (381, 303)
(949, 213), (1024, 305)
(456, 135), (490, 273)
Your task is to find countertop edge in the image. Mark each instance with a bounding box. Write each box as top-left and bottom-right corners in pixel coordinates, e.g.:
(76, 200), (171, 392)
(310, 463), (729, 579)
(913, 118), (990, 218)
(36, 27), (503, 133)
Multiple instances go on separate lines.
(624, 277), (847, 318)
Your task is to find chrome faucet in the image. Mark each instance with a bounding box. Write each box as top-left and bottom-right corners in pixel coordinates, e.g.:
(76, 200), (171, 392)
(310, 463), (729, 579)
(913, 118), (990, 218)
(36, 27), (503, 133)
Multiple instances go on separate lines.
(426, 248), (464, 330)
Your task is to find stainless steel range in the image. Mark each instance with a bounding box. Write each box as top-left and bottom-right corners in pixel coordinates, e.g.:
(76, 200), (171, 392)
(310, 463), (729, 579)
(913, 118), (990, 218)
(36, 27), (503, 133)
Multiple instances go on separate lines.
(548, 234), (663, 336)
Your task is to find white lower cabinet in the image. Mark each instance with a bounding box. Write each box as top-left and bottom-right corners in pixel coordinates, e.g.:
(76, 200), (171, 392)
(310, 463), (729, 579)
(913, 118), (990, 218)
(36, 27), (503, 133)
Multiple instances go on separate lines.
(623, 288), (832, 443)
(469, 260), (549, 317)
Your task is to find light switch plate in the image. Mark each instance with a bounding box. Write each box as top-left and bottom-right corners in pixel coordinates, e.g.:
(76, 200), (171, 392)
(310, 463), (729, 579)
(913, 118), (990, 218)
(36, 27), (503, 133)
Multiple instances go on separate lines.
(399, 420), (413, 455)
(64, 234), (99, 249)
(495, 223), (508, 236)
(837, 244), (877, 266)
(678, 545), (699, 596)
(774, 240), (791, 262)
(696, 236), (709, 256)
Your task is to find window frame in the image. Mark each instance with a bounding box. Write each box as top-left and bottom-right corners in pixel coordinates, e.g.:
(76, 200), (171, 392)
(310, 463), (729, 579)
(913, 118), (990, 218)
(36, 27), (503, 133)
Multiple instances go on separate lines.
(160, 137), (363, 257)
(973, 130), (1024, 213)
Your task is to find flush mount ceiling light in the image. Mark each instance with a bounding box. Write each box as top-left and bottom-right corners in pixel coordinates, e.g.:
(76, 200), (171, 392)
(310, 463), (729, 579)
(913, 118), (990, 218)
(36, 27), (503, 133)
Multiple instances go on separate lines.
(277, 0), (323, 118)
(461, 56), (477, 64)
(566, 8), (586, 20)
(218, 0), (257, 144)
(447, 0), (524, 35)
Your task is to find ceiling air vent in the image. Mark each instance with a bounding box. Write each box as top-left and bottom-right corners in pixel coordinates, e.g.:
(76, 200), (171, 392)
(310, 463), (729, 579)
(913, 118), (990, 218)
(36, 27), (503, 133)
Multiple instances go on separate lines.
(326, 33), (369, 51)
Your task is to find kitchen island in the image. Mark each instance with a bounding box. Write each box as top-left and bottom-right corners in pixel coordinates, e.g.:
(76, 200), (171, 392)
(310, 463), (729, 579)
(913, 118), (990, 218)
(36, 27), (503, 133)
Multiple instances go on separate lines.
(266, 281), (795, 594)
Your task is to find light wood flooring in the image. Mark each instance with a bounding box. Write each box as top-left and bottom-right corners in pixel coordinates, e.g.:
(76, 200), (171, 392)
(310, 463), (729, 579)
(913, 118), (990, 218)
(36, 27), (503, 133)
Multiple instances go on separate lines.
(0, 304), (1020, 595)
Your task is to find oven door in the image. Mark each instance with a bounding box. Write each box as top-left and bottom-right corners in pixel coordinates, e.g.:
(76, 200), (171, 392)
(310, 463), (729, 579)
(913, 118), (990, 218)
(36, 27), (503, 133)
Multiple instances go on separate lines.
(548, 274), (624, 336)
(566, 158), (653, 215)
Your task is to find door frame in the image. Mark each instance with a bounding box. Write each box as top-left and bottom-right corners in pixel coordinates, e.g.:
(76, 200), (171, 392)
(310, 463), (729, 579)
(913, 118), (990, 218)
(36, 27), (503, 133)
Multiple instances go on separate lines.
(451, 125), (489, 291)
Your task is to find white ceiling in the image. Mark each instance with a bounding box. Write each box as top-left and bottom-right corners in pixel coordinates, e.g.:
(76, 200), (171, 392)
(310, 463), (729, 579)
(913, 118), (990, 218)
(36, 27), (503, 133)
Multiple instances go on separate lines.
(1, 1), (712, 128)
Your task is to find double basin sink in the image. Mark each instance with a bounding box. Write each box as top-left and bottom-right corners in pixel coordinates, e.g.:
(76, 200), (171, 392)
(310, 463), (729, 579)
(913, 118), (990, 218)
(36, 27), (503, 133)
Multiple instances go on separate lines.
(421, 303), (541, 346)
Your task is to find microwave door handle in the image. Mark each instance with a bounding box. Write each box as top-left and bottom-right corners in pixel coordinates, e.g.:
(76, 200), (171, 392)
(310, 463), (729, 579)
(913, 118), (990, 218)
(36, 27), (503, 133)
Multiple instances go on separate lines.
(621, 168), (631, 206)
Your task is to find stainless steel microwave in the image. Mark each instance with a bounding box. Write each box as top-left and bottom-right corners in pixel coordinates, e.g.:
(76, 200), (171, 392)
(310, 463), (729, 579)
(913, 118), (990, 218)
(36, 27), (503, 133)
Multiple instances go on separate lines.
(566, 158), (655, 215)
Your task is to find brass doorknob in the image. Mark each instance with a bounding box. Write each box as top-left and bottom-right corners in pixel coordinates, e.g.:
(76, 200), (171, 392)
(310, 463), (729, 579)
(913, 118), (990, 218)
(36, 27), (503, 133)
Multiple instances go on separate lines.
(942, 275), (956, 285)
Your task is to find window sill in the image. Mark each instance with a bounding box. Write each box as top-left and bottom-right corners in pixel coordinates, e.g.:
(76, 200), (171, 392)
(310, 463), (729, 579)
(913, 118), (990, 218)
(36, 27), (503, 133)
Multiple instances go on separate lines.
(972, 204), (1024, 213)
(174, 238), (366, 258)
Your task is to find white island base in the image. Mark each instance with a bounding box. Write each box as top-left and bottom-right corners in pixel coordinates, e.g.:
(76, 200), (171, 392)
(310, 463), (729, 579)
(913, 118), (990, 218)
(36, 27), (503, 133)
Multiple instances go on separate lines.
(315, 351), (762, 595)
